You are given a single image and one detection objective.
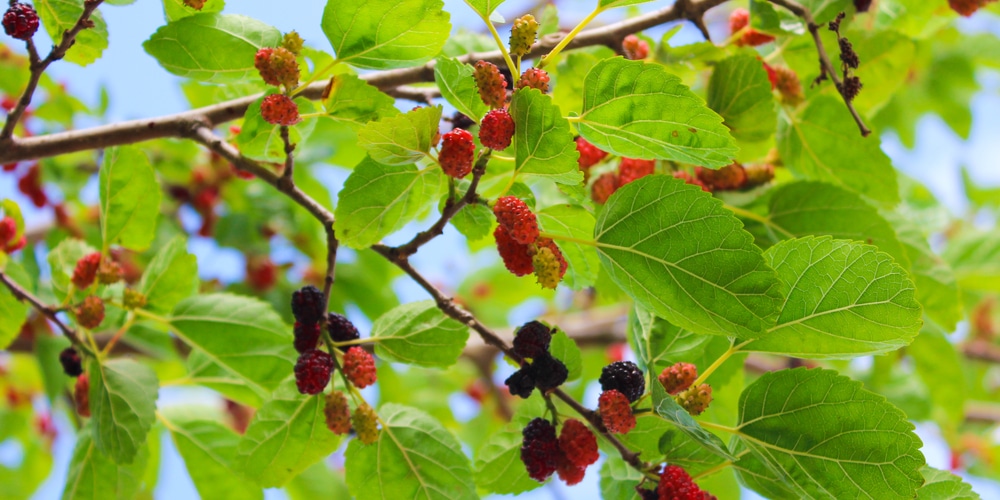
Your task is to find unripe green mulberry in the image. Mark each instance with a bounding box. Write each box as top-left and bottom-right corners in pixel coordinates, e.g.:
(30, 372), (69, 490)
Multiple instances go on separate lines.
(281, 31), (304, 55)
(352, 402), (380, 445)
(509, 14), (539, 57)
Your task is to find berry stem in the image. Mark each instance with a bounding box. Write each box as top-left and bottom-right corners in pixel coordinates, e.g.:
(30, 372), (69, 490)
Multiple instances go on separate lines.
(100, 312), (136, 357)
(564, 115), (582, 123)
(0, 0), (106, 141)
(692, 339), (751, 387)
(696, 420), (738, 434)
(0, 269), (94, 356)
(291, 58), (341, 98)
(465, 0), (518, 76)
(538, 6), (604, 69)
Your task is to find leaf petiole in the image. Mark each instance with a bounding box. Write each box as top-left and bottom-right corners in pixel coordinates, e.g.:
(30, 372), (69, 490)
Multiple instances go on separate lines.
(538, 6), (604, 69)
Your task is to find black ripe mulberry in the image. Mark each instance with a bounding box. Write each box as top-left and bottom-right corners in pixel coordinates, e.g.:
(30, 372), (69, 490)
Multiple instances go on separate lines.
(294, 349), (333, 395)
(521, 418), (561, 482)
(505, 369), (536, 399)
(512, 320), (552, 359)
(528, 352), (568, 393)
(59, 347), (83, 377)
(327, 312), (360, 350)
(599, 361), (645, 402)
(291, 285), (325, 326)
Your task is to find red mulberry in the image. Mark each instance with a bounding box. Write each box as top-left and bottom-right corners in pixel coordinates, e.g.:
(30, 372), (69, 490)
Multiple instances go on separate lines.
(479, 108), (515, 150)
(343, 347), (377, 389)
(619, 158), (656, 185)
(558, 419), (599, 468)
(493, 196), (538, 245)
(324, 391), (352, 435)
(439, 128), (476, 178)
(474, 60), (507, 109)
(294, 349), (333, 395)
(659, 362), (697, 396)
(521, 418), (561, 482)
(72, 253), (102, 290)
(599, 389), (635, 434)
(592, 172), (620, 204)
(260, 94), (300, 126)
(254, 47), (299, 88)
(517, 68), (550, 93)
(495, 226), (534, 276)
(3, 3), (39, 40)
(622, 35), (650, 60)
(576, 137), (608, 170)
(75, 296), (105, 330)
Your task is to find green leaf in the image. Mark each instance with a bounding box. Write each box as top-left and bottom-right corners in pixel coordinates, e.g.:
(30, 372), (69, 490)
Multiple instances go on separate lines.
(473, 426), (539, 495)
(162, 0), (224, 21)
(47, 238), (98, 301)
(0, 264), (29, 350)
(358, 106), (442, 166)
(89, 359), (159, 464)
(658, 429), (727, 475)
(599, 0), (654, 8)
(237, 95), (318, 163)
(99, 147), (162, 252)
(35, 334), (71, 402)
(35, 0), (108, 66)
(63, 426), (149, 500)
(345, 403), (477, 500)
(143, 14), (281, 83)
(169, 294), (295, 395)
(909, 325), (966, 426)
(372, 300), (469, 368)
(160, 410), (263, 500)
(886, 212), (962, 331)
(916, 466), (980, 500)
(434, 57), (489, 122)
(236, 378), (343, 488)
(944, 230), (1000, 293)
(464, 0), (506, 17)
(537, 204), (600, 289)
(549, 329), (582, 381)
(577, 58), (737, 168)
(594, 175), (783, 338)
(509, 89), (583, 185)
(600, 456), (645, 500)
(735, 368), (925, 499)
(323, 74), (400, 125)
(798, 0), (851, 24)
(334, 157), (441, 249)
(450, 202), (493, 241)
(745, 237), (922, 359)
(756, 181), (910, 269)
(777, 96), (899, 205)
(707, 53), (777, 143)
(139, 236), (198, 313)
(321, 0), (451, 69)
(186, 350), (265, 408)
(651, 381), (736, 461)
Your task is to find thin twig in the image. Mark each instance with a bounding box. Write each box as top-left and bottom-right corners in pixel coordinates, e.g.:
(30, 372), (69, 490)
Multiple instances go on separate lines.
(0, 0), (105, 140)
(279, 125), (295, 185)
(0, 270), (91, 354)
(766, 0), (871, 136)
(0, 0), (730, 164)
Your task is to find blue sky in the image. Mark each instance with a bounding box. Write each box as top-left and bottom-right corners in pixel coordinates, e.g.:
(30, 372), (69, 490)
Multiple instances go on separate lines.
(3, 1), (1000, 499)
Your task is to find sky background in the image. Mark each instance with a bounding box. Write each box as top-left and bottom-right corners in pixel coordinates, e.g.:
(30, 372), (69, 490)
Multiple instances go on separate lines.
(1, 1), (999, 498)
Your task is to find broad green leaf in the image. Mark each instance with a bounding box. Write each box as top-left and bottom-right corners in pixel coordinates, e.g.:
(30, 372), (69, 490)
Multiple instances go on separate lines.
(628, 307), (712, 375)
(185, 349), (266, 408)
(163, 0), (224, 21)
(909, 325), (966, 426)
(736, 368), (925, 499)
(473, 426), (539, 494)
(449, 202), (493, 241)
(47, 238), (98, 301)
(886, 212), (962, 331)
(732, 439), (799, 499)
(237, 95), (318, 163)
(335, 157), (441, 249)
(464, 0), (506, 18)
(372, 300), (469, 368)
(658, 429), (727, 475)
(616, 414), (672, 458)
(286, 462), (351, 500)
(944, 230), (1000, 293)
(321, 0), (451, 69)
(323, 74), (399, 125)
(537, 204), (600, 289)
(144, 14), (281, 83)
(754, 181), (910, 269)
(595, 175), (783, 338)
(358, 106), (442, 166)
(99, 147), (161, 252)
(35, 334), (71, 402)
(745, 237), (922, 359)
(236, 378), (342, 488)
(798, 0), (851, 24)
(36, 0), (108, 66)
(434, 57), (489, 122)
(600, 456), (645, 500)
(778, 96), (899, 205)
(0, 264), (29, 350)
(345, 403), (477, 500)
(916, 467), (980, 500)
(578, 58), (737, 168)
(169, 294), (295, 395)
(599, 0), (654, 8)
(707, 53), (778, 143)
(139, 236), (197, 313)
(549, 329), (582, 381)
(89, 359), (158, 464)
(160, 410), (262, 500)
(63, 427), (149, 500)
(510, 89), (583, 185)
(651, 381), (736, 461)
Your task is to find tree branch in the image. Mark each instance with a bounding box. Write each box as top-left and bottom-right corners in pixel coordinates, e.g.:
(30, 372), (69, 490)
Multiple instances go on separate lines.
(0, 0), (105, 141)
(766, 0), (871, 136)
(0, 0), (730, 164)
(0, 270), (91, 355)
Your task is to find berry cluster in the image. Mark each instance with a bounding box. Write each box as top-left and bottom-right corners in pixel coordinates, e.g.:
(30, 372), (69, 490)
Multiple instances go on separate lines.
(3, 3), (39, 41)
(67, 252), (145, 331)
(729, 8), (775, 47)
(323, 390), (380, 443)
(504, 321), (568, 398)
(622, 35), (650, 60)
(828, 13), (863, 102)
(253, 34), (304, 125)
(591, 157), (657, 204)
(520, 417), (600, 485)
(658, 465), (715, 499)
(0, 215), (25, 254)
(493, 197), (568, 289)
(576, 137), (609, 173)
(596, 361), (645, 434)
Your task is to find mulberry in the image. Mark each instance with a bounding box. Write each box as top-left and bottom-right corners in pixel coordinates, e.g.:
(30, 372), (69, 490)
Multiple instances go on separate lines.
(75, 374), (90, 417)
(730, 8), (775, 46)
(439, 128), (476, 178)
(327, 312), (360, 350)
(529, 352), (568, 393)
(75, 296), (105, 330)
(599, 361), (645, 402)
(0, 217), (16, 248)
(122, 289), (147, 310)
(659, 362), (697, 396)
(71, 253), (102, 290)
(658, 464), (710, 500)
(512, 320), (552, 360)
(509, 14), (539, 57)
(521, 418), (561, 482)
(254, 47), (299, 88)
(558, 419), (599, 468)
(495, 226), (534, 277)
(517, 68), (550, 93)
(576, 137), (608, 170)
(343, 346), (377, 389)
(352, 402), (380, 445)
(622, 35), (650, 60)
(598, 389), (635, 434)
(97, 259), (123, 285)
(532, 242), (566, 290)
(556, 459), (586, 485)
(493, 196), (538, 245)
(294, 349), (333, 395)
(324, 391), (352, 435)
(2, 3), (39, 40)
(474, 61), (507, 109)
(592, 172), (620, 204)
(292, 285), (326, 326)
(504, 368), (536, 399)
(696, 164), (747, 191)
(676, 383), (713, 416)
(619, 158), (656, 185)
(260, 94), (300, 126)
(59, 347), (83, 377)
(672, 171), (711, 193)
(281, 31), (304, 55)
(479, 108), (515, 150)
(294, 322), (321, 353)
(773, 66), (804, 105)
